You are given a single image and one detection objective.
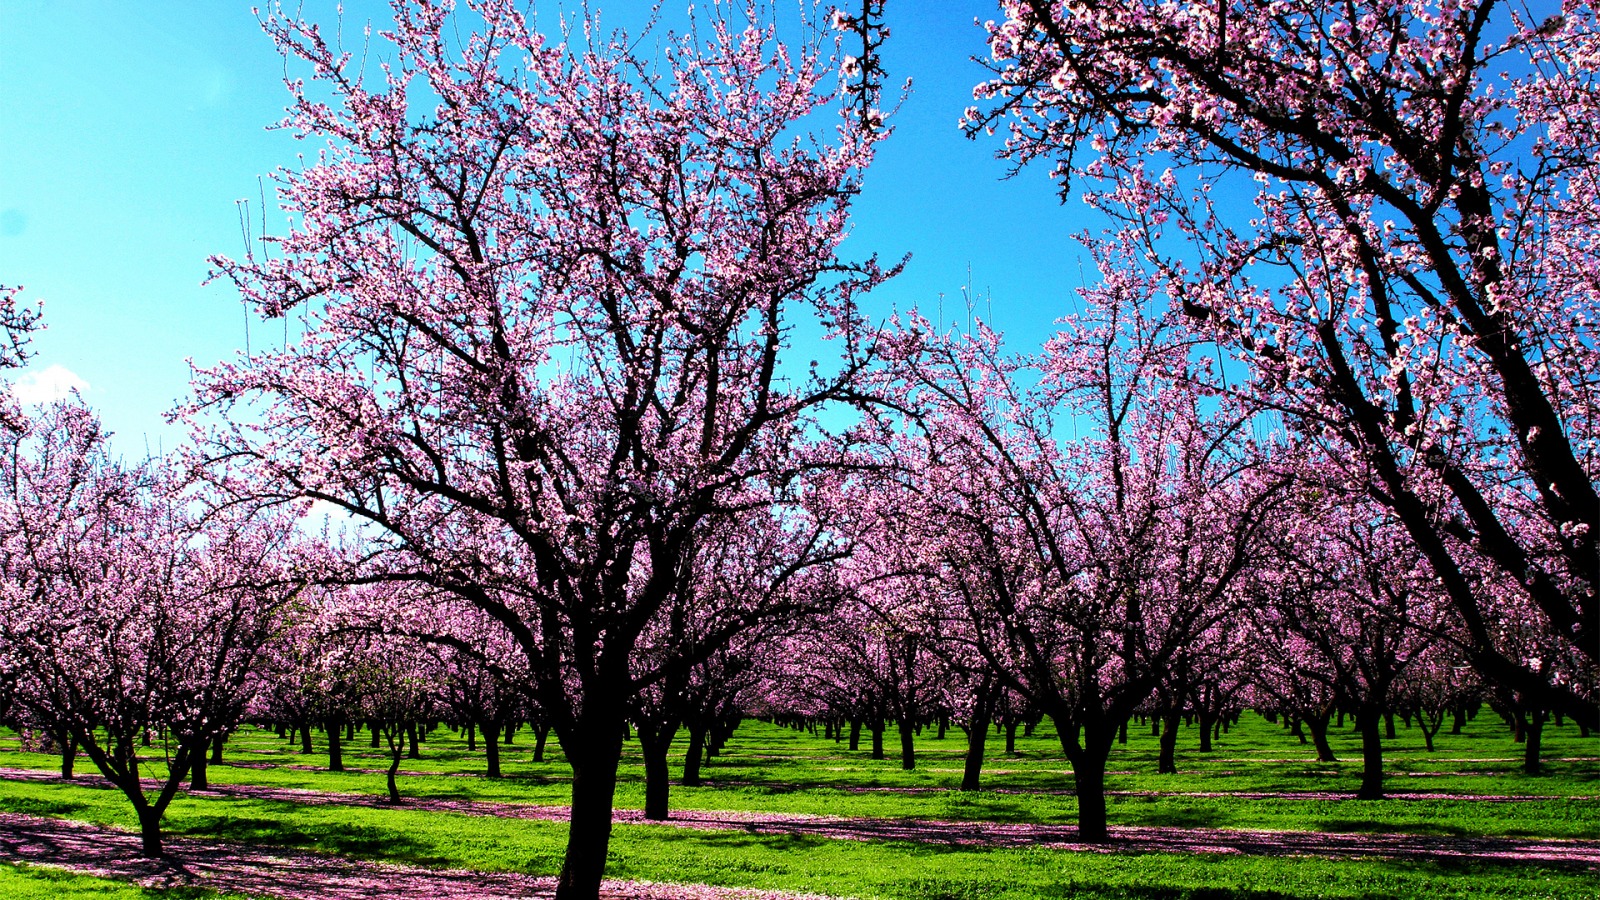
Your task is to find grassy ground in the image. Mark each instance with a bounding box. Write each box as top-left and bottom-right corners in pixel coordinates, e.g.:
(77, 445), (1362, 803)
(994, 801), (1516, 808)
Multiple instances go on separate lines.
(1, 712), (1596, 899)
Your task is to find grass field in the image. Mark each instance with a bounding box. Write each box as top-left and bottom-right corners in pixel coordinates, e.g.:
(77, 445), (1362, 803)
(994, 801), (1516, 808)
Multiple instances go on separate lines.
(1, 711), (1596, 899)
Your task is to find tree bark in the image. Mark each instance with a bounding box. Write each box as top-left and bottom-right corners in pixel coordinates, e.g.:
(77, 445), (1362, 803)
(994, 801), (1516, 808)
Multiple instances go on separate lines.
(211, 733), (225, 764)
(683, 724), (707, 787)
(1305, 710), (1337, 763)
(896, 717), (916, 770)
(1523, 709), (1546, 775)
(639, 723), (674, 820)
(59, 734), (77, 780)
(1157, 708), (1181, 774)
(1356, 705), (1385, 800)
(534, 723), (550, 762)
(554, 726), (625, 900)
(870, 721), (885, 760)
(190, 745), (209, 790)
(138, 806), (164, 858)
(484, 720), (502, 779)
(848, 718), (861, 751)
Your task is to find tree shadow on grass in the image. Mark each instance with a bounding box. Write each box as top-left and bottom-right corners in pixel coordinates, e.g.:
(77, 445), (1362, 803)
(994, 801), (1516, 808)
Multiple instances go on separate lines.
(1314, 818), (1472, 838)
(176, 813), (449, 867)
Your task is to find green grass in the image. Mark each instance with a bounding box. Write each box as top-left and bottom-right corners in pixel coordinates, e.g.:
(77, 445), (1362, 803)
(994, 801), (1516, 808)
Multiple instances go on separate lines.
(1, 712), (1597, 899)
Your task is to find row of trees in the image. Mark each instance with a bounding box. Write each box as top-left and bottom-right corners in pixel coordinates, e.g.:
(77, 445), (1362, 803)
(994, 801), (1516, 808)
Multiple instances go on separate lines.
(1, 1), (1594, 898)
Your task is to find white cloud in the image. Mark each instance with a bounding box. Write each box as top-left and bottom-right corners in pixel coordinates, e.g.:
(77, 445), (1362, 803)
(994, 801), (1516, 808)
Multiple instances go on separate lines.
(10, 364), (89, 405)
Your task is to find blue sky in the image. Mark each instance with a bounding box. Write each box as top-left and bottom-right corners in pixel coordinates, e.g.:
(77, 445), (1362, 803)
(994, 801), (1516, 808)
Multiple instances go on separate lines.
(0, 0), (1098, 455)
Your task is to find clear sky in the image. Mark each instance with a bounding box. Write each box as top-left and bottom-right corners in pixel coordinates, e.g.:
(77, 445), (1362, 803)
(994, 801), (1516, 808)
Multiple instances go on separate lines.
(0, 0), (1100, 455)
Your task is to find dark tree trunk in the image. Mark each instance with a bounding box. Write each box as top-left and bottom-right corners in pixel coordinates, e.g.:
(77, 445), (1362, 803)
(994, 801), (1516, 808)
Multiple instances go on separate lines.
(1158, 709), (1181, 774)
(1057, 718), (1113, 842)
(962, 682), (995, 791)
(848, 718), (861, 751)
(683, 725), (707, 787)
(1005, 720), (1017, 755)
(371, 721), (382, 748)
(466, 721), (477, 751)
(1306, 710), (1337, 762)
(1384, 710), (1397, 739)
(897, 717), (916, 771)
(1356, 705), (1385, 800)
(59, 734), (77, 779)
(1117, 719), (1127, 744)
(211, 733), (225, 764)
(327, 717), (344, 772)
(638, 722), (676, 820)
(484, 720), (502, 779)
(1197, 709), (1216, 752)
(300, 722), (313, 754)
(385, 727), (404, 804)
(1451, 705), (1468, 735)
(534, 723), (550, 762)
(554, 725), (625, 900)
(190, 746), (208, 790)
(138, 805), (164, 858)
(870, 721), (885, 760)
(407, 722), (421, 759)
(1524, 709), (1546, 775)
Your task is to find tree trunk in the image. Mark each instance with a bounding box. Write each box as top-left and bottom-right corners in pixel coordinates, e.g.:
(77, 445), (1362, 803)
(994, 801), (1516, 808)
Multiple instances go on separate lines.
(1524, 709), (1546, 775)
(137, 805), (164, 858)
(1197, 709), (1216, 753)
(848, 718), (861, 751)
(1005, 720), (1017, 755)
(190, 746), (209, 790)
(466, 721), (477, 751)
(1356, 705), (1385, 800)
(897, 717), (916, 771)
(534, 723), (550, 762)
(1058, 720), (1112, 842)
(407, 722), (421, 759)
(554, 729), (625, 900)
(327, 717), (344, 772)
(300, 721), (313, 754)
(639, 723), (675, 820)
(870, 721), (885, 760)
(961, 708), (992, 792)
(211, 733), (225, 764)
(371, 721), (382, 748)
(683, 725), (707, 787)
(1158, 709), (1181, 774)
(1306, 711), (1337, 763)
(382, 725), (404, 804)
(484, 720), (502, 779)
(59, 734), (77, 780)
(1384, 710), (1397, 739)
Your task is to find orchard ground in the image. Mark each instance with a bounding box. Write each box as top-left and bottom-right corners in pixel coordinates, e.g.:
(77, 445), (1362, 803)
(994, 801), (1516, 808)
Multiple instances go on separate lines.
(1, 713), (1596, 899)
